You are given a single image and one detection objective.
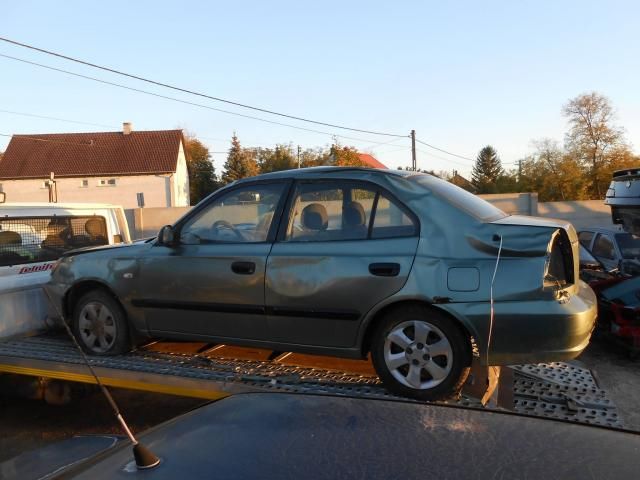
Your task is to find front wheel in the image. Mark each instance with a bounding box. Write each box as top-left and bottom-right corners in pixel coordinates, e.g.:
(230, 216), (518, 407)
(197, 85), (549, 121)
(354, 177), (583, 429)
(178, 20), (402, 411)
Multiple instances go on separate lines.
(371, 306), (471, 401)
(72, 290), (131, 355)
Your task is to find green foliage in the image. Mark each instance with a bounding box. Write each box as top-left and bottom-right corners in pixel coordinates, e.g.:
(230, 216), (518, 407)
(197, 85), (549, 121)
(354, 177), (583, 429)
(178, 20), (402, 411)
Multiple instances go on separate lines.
(184, 136), (219, 205)
(257, 144), (297, 173)
(221, 134), (259, 184)
(330, 144), (367, 166)
(471, 145), (503, 193)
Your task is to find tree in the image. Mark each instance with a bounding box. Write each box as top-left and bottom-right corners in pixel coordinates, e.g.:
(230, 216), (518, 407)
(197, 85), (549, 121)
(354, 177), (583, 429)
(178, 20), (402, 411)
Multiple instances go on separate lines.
(471, 145), (503, 193)
(184, 136), (219, 204)
(221, 133), (259, 184)
(330, 144), (367, 166)
(563, 92), (627, 198)
(257, 144), (297, 173)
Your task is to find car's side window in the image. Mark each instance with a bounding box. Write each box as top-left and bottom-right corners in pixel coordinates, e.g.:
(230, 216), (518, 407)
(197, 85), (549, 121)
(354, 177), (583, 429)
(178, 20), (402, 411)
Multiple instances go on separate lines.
(371, 193), (417, 239)
(285, 183), (372, 242)
(578, 231), (594, 249)
(180, 183), (285, 244)
(284, 182), (416, 242)
(592, 234), (616, 260)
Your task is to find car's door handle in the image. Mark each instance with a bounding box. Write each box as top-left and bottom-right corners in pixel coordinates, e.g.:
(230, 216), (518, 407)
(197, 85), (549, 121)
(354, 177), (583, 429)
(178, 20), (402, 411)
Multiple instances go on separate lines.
(231, 261), (256, 275)
(369, 263), (400, 277)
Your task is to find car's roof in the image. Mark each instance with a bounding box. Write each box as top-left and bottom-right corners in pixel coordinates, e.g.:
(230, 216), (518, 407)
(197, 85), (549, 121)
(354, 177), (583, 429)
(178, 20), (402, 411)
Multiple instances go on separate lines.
(0, 202), (122, 210)
(235, 166), (421, 183)
(579, 225), (626, 234)
(47, 392), (640, 479)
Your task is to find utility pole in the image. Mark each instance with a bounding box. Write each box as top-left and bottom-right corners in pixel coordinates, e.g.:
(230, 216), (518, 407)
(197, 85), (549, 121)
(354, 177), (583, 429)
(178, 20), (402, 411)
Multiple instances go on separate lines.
(297, 145), (301, 169)
(517, 159), (522, 183)
(410, 130), (417, 171)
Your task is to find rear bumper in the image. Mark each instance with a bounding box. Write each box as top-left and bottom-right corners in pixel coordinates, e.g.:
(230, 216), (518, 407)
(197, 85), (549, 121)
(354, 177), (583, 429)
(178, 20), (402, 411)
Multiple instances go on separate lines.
(443, 280), (598, 366)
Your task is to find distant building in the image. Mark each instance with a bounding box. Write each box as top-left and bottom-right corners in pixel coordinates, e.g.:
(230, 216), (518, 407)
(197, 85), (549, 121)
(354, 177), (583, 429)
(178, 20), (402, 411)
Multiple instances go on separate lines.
(0, 123), (190, 208)
(357, 153), (387, 169)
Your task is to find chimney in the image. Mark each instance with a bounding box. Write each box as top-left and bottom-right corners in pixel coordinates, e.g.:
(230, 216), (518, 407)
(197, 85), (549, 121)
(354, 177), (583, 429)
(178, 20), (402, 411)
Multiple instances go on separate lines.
(123, 122), (133, 135)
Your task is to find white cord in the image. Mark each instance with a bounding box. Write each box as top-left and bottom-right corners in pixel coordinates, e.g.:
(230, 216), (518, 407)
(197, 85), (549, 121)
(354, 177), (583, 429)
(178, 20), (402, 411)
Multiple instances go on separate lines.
(486, 235), (503, 366)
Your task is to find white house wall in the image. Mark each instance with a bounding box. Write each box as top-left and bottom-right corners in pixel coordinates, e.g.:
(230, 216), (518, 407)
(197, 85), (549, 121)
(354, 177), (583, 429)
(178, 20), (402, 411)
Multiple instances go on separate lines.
(172, 142), (190, 206)
(0, 175), (179, 209)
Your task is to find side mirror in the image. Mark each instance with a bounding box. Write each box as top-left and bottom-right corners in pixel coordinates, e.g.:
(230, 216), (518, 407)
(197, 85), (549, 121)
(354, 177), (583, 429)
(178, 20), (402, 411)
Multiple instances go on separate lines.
(158, 225), (176, 247)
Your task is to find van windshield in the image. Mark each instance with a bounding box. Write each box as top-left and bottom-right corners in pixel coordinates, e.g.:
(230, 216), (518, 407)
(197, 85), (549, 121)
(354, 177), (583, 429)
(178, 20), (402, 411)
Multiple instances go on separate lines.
(0, 215), (108, 267)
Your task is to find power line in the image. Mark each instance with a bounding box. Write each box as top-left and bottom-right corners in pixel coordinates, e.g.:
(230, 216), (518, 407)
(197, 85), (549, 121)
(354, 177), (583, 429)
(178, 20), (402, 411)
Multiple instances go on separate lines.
(0, 36), (405, 138)
(416, 148), (471, 167)
(0, 53), (407, 148)
(415, 138), (475, 162)
(0, 109), (116, 129)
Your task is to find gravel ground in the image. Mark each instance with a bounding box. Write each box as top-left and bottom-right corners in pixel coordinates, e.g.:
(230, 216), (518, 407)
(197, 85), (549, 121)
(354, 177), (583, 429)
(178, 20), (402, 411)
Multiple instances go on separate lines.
(1, 336), (639, 465)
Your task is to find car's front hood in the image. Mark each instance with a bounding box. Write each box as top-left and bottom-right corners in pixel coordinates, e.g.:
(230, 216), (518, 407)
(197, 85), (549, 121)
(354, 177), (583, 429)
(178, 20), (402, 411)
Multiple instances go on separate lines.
(62, 242), (151, 259)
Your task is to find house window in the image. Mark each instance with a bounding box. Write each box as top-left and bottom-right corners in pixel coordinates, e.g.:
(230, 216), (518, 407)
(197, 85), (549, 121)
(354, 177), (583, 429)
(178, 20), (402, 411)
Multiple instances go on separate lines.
(80, 179), (89, 188)
(98, 178), (117, 187)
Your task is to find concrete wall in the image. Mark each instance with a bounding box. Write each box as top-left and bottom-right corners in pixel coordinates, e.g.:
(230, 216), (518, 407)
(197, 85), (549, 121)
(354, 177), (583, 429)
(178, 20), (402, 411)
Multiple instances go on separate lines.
(537, 200), (612, 230)
(0, 174), (183, 209)
(479, 193), (538, 215)
(127, 206), (191, 239)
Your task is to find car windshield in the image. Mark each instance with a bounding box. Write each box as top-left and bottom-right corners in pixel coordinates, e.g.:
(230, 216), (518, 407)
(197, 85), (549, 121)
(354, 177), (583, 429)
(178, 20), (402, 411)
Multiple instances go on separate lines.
(616, 233), (640, 259)
(410, 174), (507, 222)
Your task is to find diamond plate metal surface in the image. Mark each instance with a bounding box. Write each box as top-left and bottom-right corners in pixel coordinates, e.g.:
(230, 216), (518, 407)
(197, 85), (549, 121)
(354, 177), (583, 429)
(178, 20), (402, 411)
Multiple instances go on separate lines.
(0, 334), (623, 427)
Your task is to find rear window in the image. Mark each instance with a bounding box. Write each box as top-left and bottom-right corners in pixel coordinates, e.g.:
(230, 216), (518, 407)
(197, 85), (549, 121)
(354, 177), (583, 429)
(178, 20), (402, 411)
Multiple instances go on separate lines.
(0, 215), (108, 267)
(410, 174), (507, 222)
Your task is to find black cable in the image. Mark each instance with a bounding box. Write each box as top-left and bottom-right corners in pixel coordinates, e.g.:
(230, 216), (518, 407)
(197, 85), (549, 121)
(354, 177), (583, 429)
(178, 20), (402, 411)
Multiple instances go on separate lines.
(0, 109), (116, 129)
(415, 138), (476, 162)
(0, 53), (408, 147)
(0, 36), (405, 138)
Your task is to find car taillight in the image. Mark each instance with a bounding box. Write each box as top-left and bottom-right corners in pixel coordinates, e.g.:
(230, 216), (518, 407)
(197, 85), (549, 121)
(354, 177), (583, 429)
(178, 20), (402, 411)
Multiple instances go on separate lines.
(544, 230), (574, 289)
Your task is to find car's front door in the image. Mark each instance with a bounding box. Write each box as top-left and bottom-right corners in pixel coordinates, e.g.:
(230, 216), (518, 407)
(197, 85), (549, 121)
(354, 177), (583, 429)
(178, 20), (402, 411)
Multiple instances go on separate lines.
(137, 181), (288, 340)
(265, 180), (420, 348)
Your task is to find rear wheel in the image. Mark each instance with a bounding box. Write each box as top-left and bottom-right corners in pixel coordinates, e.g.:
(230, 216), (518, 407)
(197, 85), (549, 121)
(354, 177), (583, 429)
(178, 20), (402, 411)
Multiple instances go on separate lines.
(371, 305), (471, 401)
(72, 290), (131, 355)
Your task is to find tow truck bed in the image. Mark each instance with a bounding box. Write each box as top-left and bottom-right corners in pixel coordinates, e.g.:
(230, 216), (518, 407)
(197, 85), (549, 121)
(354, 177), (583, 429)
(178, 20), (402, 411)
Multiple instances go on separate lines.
(0, 332), (623, 428)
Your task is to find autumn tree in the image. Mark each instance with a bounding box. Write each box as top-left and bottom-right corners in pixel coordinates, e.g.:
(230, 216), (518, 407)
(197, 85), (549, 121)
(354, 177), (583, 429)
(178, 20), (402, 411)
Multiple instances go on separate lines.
(257, 144), (297, 173)
(221, 133), (259, 184)
(184, 136), (219, 204)
(471, 145), (503, 193)
(330, 144), (367, 166)
(563, 92), (630, 198)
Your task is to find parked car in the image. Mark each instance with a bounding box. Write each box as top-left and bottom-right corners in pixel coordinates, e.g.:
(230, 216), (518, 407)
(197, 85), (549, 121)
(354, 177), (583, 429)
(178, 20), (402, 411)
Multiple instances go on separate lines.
(2, 392), (639, 480)
(578, 225), (640, 276)
(47, 167), (597, 400)
(0, 202), (130, 338)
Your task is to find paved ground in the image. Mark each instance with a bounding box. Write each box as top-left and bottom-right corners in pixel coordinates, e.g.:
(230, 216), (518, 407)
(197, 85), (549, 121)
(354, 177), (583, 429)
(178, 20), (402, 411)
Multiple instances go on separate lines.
(0, 336), (639, 464)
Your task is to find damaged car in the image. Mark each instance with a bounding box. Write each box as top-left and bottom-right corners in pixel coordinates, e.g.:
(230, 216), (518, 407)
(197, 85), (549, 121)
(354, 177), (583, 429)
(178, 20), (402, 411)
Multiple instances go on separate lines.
(46, 167), (597, 400)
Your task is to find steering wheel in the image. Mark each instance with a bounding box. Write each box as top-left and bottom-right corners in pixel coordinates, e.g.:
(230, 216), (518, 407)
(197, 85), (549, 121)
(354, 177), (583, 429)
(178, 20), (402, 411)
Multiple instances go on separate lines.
(212, 220), (243, 240)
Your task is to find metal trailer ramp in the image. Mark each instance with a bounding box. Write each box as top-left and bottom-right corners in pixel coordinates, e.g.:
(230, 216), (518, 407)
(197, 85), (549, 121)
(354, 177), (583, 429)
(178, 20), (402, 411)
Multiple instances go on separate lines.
(0, 333), (623, 428)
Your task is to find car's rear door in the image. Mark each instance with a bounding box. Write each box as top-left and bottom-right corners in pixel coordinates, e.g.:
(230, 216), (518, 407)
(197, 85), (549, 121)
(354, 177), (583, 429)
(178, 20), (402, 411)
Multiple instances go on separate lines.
(265, 180), (419, 348)
(137, 180), (289, 341)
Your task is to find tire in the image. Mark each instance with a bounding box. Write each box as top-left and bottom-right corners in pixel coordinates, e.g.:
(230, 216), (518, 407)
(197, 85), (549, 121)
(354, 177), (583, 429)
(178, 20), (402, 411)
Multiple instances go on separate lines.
(371, 305), (471, 401)
(72, 290), (131, 355)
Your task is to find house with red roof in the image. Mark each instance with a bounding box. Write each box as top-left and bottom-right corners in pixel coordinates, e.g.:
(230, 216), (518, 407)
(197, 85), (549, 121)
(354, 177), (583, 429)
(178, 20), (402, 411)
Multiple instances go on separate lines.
(0, 123), (190, 208)
(357, 153), (387, 169)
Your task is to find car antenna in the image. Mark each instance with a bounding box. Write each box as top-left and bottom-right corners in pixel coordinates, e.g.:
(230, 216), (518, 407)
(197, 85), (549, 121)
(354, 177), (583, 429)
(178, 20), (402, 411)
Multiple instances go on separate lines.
(43, 288), (161, 470)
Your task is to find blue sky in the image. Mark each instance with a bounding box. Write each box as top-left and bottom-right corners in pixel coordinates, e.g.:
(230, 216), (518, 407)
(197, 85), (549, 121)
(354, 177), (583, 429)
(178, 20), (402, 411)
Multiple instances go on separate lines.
(1, 1), (638, 176)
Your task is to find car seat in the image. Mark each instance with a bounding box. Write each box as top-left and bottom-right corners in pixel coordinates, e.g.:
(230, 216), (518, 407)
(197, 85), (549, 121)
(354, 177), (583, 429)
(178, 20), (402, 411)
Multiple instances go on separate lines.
(342, 201), (368, 239)
(84, 218), (108, 246)
(299, 203), (328, 240)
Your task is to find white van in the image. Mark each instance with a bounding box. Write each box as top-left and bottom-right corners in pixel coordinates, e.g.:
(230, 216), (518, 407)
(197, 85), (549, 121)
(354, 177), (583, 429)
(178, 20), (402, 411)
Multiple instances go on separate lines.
(0, 202), (130, 338)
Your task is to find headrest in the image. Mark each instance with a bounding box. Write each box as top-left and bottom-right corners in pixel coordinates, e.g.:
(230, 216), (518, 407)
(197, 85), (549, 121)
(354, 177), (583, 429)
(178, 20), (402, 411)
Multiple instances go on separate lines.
(301, 203), (328, 231)
(0, 231), (21, 245)
(85, 218), (104, 237)
(343, 201), (366, 227)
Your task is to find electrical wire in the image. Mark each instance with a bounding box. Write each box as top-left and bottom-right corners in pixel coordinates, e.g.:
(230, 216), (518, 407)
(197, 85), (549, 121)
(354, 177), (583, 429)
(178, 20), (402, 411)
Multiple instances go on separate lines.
(415, 138), (475, 162)
(0, 36), (405, 138)
(486, 235), (503, 366)
(0, 53), (408, 147)
(416, 148), (471, 167)
(0, 109), (116, 129)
